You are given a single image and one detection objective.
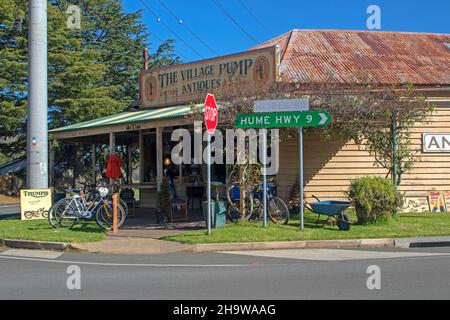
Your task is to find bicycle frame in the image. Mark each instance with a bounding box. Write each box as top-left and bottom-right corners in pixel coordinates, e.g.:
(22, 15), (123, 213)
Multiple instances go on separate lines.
(62, 192), (110, 220)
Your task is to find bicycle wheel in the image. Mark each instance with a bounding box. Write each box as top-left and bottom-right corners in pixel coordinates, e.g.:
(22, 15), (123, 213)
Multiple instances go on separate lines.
(24, 211), (33, 219)
(95, 200), (126, 230)
(226, 184), (254, 221)
(48, 198), (78, 228)
(120, 199), (129, 217)
(268, 196), (290, 224)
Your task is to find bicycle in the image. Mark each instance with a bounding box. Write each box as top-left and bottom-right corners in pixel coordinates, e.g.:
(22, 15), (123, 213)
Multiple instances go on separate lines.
(48, 186), (126, 230)
(104, 183), (130, 218)
(227, 183), (290, 224)
(24, 207), (49, 219)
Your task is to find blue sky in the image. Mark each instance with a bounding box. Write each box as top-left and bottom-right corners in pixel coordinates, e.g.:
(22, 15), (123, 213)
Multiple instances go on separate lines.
(123, 0), (450, 62)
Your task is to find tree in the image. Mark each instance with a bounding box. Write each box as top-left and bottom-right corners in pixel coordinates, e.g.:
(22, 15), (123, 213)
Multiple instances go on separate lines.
(0, 0), (28, 158)
(309, 82), (434, 186)
(0, 0), (180, 160)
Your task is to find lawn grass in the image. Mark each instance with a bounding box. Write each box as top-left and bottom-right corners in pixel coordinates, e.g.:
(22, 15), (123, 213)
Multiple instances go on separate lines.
(0, 217), (106, 243)
(164, 210), (450, 244)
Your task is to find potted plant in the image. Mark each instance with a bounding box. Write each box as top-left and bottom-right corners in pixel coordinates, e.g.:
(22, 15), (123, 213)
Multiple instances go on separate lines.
(156, 178), (171, 225)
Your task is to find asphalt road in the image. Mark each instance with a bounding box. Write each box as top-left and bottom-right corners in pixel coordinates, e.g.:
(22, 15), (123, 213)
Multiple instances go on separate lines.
(1, 247), (450, 300)
(0, 204), (20, 217)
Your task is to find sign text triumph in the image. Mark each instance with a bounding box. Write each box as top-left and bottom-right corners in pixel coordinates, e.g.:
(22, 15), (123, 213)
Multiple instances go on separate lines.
(171, 121), (280, 175)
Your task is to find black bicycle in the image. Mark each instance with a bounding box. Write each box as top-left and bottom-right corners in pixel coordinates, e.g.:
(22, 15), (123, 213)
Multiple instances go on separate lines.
(226, 183), (290, 224)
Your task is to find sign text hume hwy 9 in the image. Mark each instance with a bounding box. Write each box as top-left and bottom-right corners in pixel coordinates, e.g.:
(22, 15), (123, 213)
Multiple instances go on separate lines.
(235, 111), (332, 129)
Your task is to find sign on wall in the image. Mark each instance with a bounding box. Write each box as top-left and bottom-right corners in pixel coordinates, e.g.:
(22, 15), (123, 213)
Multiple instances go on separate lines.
(140, 46), (280, 108)
(422, 134), (450, 153)
(427, 191), (446, 212)
(20, 189), (52, 220)
(444, 191), (450, 211)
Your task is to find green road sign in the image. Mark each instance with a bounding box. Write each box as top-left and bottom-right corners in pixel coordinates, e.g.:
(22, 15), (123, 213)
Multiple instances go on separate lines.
(235, 111), (332, 129)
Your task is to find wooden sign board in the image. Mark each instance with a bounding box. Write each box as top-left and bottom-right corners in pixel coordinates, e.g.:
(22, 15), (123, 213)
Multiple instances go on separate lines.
(427, 191), (446, 212)
(139, 46), (280, 108)
(443, 191), (450, 212)
(20, 189), (52, 220)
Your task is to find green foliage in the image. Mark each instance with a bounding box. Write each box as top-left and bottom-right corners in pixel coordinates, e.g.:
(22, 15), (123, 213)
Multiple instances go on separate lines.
(0, 0), (180, 158)
(348, 176), (402, 225)
(311, 83), (434, 186)
(157, 178), (171, 213)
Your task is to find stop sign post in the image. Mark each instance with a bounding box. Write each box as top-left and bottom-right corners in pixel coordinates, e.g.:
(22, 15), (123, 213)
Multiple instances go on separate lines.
(204, 94), (218, 235)
(204, 93), (218, 134)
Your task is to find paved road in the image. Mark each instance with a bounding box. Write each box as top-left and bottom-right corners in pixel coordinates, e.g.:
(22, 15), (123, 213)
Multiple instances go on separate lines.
(0, 247), (450, 299)
(0, 204), (20, 217)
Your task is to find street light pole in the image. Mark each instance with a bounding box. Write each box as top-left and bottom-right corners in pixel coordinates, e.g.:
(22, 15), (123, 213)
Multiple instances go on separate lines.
(27, 0), (48, 188)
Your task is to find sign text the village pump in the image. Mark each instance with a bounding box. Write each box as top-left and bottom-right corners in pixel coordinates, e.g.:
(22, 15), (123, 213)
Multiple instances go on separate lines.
(139, 46), (279, 108)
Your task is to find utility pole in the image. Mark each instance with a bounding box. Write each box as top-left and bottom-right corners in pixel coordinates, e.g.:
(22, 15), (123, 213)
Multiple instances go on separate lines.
(27, 0), (48, 188)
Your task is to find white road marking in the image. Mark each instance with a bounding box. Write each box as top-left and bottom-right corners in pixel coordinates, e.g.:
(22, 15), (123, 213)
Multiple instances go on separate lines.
(0, 255), (252, 267)
(220, 249), (450, 261)
(0, 249), (63, 259)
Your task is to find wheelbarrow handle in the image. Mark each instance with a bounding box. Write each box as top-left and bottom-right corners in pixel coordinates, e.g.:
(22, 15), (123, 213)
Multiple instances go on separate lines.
(303, 198), (314, 212)
(311, 195), (321, 202)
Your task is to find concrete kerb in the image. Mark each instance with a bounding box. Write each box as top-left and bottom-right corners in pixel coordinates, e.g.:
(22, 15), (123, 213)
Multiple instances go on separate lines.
(1, 239), (70, 251)
(394, 236), (450, 248)
(190, 238), (396, 253)
(1, 236), (449, 253)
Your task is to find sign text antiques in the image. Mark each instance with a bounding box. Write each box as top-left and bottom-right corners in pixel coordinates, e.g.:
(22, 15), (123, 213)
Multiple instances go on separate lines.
(140, 46), (280, 108)
(422, 133), (450, 153)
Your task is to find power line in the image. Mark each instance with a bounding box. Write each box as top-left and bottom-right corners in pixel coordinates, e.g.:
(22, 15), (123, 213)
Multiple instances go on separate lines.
(156, 0), (219, 56)
(236, 0), (275, 38)
(138, 0), (204, 59)
(51, 2), (187, 61)
(210, 0), (259, 44)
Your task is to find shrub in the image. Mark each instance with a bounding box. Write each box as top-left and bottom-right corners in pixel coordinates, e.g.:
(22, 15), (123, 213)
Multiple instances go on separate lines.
(348, 176), (401, 224)
(156, 178), (171, 213)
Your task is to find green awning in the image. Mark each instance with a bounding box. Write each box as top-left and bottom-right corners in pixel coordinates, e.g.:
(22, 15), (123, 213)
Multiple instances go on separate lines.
(49, 104), (200, 133)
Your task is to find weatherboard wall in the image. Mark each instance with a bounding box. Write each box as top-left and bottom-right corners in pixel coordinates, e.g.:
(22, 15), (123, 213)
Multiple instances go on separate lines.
(277, 99), (450, 209)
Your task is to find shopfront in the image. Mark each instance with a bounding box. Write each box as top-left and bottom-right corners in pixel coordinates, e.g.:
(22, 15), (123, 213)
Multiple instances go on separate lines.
(50, 29), (450, 212)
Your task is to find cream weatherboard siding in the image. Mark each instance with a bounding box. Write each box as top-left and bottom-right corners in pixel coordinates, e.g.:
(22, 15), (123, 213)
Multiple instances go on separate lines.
(277, 98), (450, 211)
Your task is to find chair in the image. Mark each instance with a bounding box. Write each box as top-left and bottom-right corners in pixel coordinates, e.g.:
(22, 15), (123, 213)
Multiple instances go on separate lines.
(120, 188), (136, 217)
(167, 179), (188, 222)
(186, 185), (205, 209)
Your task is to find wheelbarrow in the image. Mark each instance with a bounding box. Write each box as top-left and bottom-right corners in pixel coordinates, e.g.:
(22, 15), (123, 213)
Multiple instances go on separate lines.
(304, 195), (352, 231)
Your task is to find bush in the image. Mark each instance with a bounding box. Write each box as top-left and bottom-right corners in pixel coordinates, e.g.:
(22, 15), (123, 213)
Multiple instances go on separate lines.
(156, 178), (171, 213)
(348, 176), (401, 224)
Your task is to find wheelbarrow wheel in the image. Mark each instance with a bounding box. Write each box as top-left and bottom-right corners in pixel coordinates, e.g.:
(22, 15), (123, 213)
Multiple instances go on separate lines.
(336, 213), (351, 231)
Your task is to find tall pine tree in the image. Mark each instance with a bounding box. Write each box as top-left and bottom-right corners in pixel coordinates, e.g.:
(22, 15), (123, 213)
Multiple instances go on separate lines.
(0, 0), (180, 160)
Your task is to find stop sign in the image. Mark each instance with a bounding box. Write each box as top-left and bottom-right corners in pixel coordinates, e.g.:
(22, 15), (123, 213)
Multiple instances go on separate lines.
(204, 93), (218, 134)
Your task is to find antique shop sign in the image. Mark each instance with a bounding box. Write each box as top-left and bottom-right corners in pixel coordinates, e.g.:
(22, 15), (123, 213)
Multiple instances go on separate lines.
(20, 189), (52, 220)
(140, 46), (280, 108)
(422, 133), (450, 153)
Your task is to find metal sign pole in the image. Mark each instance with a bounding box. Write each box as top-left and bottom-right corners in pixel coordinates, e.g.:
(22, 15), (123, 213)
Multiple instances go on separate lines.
(207, 132), (212, 235)
(263, 130), (267, 228)
(299, 127), (304, 230)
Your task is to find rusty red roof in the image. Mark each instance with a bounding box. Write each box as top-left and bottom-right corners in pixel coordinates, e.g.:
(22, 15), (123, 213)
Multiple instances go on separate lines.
(253, 29), (450, 86)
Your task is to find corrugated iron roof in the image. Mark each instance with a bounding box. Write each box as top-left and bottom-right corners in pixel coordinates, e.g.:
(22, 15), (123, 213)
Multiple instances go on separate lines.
(254, 29), (450, 85)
